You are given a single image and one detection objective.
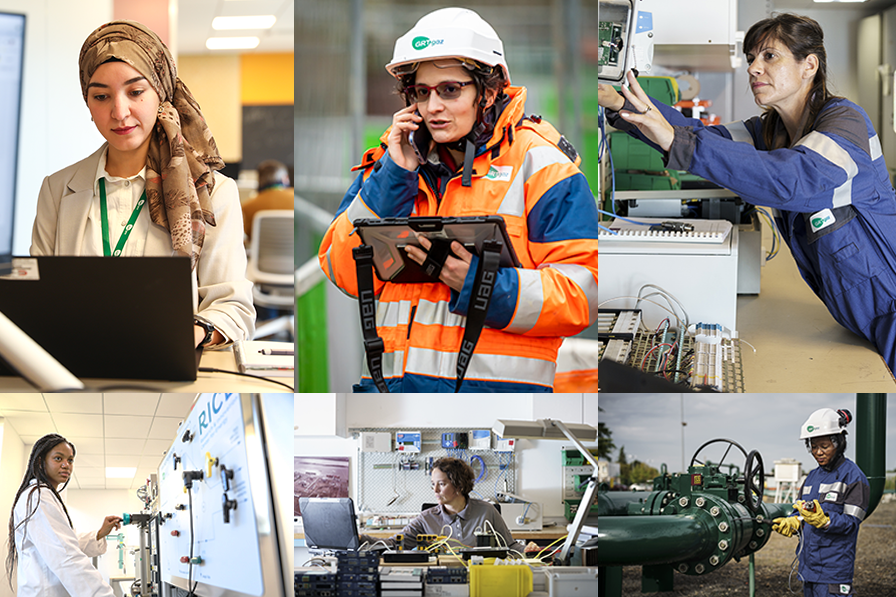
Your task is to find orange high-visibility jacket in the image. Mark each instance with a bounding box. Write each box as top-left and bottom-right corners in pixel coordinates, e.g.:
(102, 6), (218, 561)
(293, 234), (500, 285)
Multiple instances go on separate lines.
(319, 86), (599, 392)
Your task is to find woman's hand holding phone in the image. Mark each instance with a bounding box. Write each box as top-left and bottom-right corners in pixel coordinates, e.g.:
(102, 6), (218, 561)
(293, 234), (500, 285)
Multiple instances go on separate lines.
(388, 105), (424, 171)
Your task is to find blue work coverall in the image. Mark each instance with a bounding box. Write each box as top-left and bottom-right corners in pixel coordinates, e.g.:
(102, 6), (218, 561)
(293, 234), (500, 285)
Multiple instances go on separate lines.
(607, 96), (896, 371)
(788, 454), (869, 596)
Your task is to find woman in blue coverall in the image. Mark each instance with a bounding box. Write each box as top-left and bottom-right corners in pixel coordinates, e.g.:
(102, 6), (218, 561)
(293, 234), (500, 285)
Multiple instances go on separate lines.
(598, 13), (896, 372)
(771, 408), (869, 597)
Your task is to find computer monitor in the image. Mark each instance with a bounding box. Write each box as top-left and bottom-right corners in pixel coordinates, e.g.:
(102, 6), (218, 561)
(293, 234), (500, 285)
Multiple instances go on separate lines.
(0, 12), (26, 276)
(299, 497), (360, 551)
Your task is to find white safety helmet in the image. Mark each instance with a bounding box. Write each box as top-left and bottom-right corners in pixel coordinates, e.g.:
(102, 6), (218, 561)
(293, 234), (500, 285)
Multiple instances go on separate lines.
(800, 408), (852, 440)
(386, 7), (511, 84)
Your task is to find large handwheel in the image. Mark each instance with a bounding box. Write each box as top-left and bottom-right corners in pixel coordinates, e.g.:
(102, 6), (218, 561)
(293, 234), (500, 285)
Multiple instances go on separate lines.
(744, 450), (766, 514)
(689, 438), (749, 470)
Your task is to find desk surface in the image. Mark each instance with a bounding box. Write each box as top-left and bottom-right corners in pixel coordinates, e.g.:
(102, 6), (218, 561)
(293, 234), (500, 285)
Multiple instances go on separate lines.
(737, 239), (895, 391)
(297, 528), (568, 541)
(0, 346), (295, 392)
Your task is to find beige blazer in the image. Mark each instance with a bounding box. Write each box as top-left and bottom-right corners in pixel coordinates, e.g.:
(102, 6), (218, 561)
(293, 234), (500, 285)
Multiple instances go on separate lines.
(30, 144), (255, 345)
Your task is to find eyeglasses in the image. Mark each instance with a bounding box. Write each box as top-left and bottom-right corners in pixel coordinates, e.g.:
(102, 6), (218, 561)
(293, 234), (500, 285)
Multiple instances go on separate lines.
(810, 443), (834, 453)
(405, 81), (475, 103)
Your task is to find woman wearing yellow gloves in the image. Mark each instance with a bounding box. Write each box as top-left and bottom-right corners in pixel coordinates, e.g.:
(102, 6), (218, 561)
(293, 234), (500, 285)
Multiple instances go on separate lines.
(772, 408), (869, 597)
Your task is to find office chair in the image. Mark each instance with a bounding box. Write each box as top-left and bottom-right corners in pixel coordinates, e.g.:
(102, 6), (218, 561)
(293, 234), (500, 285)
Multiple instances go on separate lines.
(246, 209), (295, 340)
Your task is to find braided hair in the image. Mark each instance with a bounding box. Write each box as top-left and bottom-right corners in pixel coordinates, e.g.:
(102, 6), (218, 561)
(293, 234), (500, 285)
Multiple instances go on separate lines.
(5, 434), (76, 589)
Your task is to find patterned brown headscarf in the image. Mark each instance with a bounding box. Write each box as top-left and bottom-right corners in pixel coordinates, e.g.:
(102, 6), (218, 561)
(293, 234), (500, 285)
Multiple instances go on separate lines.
(79, 21), (224, 267)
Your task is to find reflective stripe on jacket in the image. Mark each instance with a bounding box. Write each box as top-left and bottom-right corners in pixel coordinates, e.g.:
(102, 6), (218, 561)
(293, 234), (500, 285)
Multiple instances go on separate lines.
(609, 96), (896, 370)
(796, 456), (869, 583)
(319, 86), (599, 392)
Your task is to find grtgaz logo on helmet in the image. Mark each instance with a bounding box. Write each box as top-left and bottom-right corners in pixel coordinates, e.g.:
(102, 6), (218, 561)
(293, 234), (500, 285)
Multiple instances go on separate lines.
(412, 36), (444, 50)
(807, 426), (815, 432)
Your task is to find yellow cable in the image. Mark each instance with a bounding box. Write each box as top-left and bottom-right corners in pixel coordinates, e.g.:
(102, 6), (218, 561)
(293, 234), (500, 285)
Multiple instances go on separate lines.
(534, 534), (569, 561)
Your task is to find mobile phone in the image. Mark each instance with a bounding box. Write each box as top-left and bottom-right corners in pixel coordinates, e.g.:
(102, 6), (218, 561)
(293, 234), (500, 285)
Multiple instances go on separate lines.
(408, 110), (432, 165)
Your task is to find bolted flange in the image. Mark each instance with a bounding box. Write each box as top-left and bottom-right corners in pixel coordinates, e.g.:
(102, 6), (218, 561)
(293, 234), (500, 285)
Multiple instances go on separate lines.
(695, 564), (705, 574)
(678, 563), (688, 573)
(718, 522), (729, 533)
(679, 497), (689, 508)
(718, 540), (729, 551)
(710, 506), (721, 517)
(695, 497), (706, 507)
(749, 541), (758, 549)
(709, 555), (720, 566)
(756, 528), (765, 537)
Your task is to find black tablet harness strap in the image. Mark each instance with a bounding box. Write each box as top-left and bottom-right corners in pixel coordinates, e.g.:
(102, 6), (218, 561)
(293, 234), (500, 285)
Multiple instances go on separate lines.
(352, 245), (389, 393)
(351, 239), (503, 393)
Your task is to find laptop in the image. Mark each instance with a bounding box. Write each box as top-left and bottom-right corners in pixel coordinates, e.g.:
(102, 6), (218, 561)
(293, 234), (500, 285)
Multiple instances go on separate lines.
(0, 256), (201, 381)
(298, 497), (360, 551)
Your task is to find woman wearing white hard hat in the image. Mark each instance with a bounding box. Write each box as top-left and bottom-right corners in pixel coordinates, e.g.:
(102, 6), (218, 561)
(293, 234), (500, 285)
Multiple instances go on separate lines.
(319, 7), (599, 393)
(772, 408), (869, 597)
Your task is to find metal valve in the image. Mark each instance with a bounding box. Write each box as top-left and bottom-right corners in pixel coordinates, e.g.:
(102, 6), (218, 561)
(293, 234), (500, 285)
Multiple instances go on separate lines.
(222, 493), (238, 524)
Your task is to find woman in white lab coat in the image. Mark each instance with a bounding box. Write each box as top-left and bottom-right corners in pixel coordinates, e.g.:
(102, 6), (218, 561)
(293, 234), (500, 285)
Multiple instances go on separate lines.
(5, 434), (123, 597)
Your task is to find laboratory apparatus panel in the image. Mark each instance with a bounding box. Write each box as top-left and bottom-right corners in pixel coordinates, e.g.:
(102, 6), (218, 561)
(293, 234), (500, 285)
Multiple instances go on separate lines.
(157, 393), (291, 597)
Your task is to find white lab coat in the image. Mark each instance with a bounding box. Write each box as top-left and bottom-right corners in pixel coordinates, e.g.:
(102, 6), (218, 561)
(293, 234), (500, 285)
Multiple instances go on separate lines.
(13, 480), (114, 597)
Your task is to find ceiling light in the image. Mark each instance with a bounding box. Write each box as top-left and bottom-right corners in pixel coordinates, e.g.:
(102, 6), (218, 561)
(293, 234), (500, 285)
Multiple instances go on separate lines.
(212, 16), (276, 30)
(206, 37), (260, 50)
(105, 467), (137, 478)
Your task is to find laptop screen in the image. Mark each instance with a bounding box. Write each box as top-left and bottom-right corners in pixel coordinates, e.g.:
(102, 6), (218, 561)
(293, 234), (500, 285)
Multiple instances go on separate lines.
(0, 256), (198, 380)
(299, 497), (360, 551)
(0, 12), (26, 275)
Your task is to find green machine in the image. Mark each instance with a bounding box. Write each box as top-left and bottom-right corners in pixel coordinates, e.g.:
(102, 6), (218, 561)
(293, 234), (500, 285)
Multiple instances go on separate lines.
(607, 77), (681, 193)
(598, 439), (789, 595)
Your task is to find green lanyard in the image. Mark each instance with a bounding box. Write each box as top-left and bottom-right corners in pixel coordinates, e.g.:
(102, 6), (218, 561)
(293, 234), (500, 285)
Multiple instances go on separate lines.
(99, 178), (147, 257)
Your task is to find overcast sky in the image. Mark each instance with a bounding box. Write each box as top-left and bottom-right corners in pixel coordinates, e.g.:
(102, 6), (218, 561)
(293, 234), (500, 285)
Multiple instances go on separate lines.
(599, 394), (896, 478)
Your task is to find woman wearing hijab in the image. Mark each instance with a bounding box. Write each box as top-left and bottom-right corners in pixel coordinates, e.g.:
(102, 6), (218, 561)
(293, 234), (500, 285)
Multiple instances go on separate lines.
(30, 21), (254, 348)
(6, 434), (122, 597)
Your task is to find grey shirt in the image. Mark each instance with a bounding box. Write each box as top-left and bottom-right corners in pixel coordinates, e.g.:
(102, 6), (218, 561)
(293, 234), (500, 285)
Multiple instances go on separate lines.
(361, 498), (523, 553)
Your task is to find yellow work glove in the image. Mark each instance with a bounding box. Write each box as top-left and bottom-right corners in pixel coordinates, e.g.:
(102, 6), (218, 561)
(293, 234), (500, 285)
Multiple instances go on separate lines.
(772, 516), (801, 537)
(795, 499), (831, 529)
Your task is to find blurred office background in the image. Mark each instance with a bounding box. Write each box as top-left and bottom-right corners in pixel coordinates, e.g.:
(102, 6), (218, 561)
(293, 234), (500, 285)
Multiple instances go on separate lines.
(295, 0), (598, 391)
(2, 0), (295, 342)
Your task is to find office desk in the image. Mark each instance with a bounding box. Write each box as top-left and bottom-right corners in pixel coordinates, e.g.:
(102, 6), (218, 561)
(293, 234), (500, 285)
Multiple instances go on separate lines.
(0, 347), (295, 392)
(338, 528), (568, 541)
(737, 241), (895, 391)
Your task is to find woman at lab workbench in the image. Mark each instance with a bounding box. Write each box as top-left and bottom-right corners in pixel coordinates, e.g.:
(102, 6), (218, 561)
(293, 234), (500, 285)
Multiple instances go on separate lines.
(30, 21), (254, 349)
(598, 13), (896, 372)
(360, 457), (528, 553)
(6, 434), (123, 597)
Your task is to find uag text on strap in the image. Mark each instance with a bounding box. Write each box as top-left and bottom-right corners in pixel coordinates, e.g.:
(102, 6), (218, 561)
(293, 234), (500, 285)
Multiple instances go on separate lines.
(351, 216), (521, 392)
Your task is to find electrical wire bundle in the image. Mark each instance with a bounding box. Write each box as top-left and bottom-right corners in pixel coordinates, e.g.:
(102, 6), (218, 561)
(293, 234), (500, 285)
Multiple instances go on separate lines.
(752, 206), (781, 261)
(597, 106), (617, 217)
(492, 452), (513, 500)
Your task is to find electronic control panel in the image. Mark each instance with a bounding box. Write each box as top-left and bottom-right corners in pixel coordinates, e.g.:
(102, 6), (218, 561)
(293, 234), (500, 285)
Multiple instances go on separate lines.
(157, 393), (265, 595)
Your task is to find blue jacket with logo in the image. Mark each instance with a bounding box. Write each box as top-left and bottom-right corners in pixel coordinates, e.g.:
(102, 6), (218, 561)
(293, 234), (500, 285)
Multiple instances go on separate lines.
(608, 96), (896, 371)
(792, 455), (869, 583)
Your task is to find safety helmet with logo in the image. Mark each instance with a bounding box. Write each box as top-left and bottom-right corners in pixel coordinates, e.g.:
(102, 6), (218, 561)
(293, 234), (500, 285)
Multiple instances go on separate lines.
(386, 7), (511, 84)
(800, 408), (852, 440)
